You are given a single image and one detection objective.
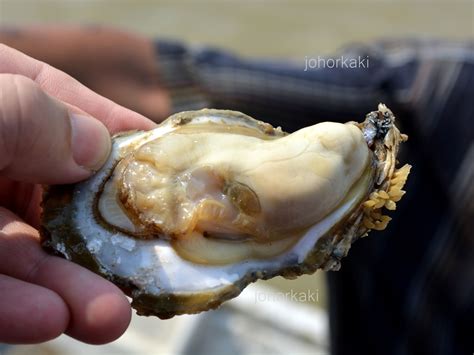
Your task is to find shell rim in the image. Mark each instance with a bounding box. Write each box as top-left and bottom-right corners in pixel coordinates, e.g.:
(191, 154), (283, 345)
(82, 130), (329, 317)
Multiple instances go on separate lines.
(40, 107), (408, 319)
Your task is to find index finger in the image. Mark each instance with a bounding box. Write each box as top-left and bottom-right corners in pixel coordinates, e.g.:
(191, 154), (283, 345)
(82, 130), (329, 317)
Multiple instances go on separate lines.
(0, 44), (156, 133)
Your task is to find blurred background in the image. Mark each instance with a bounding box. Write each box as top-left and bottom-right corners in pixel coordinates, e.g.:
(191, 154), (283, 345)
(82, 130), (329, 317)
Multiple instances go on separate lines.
(1, 0), (473, 57)
(0, 1), (472, 354)
(1, 0), (472, 124)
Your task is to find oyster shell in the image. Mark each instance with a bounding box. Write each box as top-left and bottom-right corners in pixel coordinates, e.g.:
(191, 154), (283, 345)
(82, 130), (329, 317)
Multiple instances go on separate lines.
(41, 104), (410, 319)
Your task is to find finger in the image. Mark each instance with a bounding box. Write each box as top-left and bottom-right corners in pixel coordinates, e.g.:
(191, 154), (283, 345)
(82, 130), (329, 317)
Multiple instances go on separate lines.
(0, 179), (42, 226)
(0, 43), (156, 133)
(0, 26), (171, 122)
(0, 207), (132, 344)
(0, 274), (69, 344)
(0, 74), (111, 183)
(0, 26), (157, 80)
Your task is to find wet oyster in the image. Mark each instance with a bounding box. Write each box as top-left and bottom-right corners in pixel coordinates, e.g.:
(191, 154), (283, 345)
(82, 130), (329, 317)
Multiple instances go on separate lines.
(41, 104), (410, 319)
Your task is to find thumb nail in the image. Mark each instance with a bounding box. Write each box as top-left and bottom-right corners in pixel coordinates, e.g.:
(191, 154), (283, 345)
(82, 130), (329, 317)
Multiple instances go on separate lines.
(70, 114), (111, 171)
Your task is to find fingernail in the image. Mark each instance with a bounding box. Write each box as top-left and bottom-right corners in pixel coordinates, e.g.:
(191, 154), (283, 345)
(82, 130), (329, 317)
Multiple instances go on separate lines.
(70, 114), (111, 171)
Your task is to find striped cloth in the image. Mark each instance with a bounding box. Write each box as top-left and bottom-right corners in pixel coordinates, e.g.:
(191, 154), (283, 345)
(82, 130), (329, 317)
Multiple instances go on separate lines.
(155, 38), (474, 355)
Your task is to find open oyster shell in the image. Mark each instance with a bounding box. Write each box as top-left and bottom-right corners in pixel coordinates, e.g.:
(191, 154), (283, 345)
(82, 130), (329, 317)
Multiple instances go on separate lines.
(41, 104), (410, 319)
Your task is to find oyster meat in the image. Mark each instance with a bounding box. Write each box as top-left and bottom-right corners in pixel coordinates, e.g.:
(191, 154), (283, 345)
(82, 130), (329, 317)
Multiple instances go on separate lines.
(41, 104), (410, 318)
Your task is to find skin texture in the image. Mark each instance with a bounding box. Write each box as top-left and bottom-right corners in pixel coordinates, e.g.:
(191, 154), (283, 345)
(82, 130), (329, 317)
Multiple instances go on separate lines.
(0, 42), (157, 344)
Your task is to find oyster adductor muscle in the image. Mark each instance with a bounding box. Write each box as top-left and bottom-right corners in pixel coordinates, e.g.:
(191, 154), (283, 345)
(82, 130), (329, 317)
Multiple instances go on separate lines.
(41, 104), (411, 318)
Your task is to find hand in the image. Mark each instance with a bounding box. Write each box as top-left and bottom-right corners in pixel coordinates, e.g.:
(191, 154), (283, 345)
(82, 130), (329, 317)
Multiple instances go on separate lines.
(0, 44), (156, 344)
(0, 26), (171, 122)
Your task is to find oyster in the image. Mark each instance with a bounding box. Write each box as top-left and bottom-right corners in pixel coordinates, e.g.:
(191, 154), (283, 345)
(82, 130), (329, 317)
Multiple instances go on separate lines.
(41, 104), (410, 319)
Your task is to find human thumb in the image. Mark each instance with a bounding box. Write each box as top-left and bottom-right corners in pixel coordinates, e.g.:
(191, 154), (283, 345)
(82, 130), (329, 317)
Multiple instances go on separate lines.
(0, 74), (111, 184)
